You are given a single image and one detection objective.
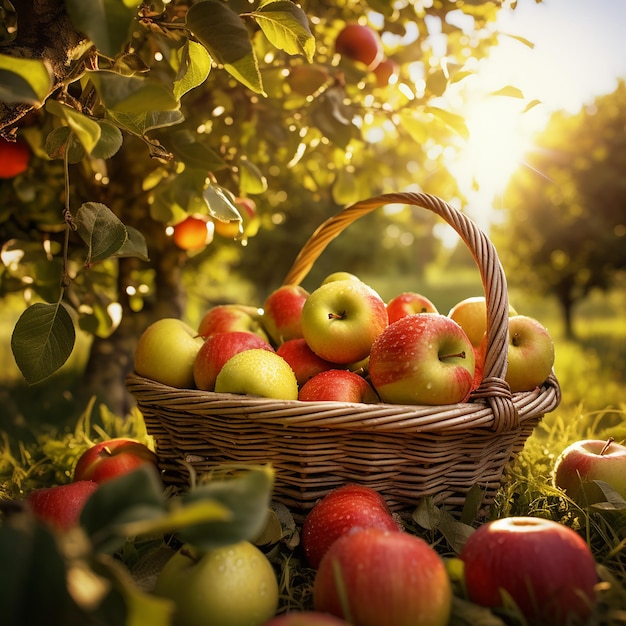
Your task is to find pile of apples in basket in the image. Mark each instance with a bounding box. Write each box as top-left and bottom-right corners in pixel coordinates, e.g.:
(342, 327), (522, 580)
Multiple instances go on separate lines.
(134, 271), (555, 404)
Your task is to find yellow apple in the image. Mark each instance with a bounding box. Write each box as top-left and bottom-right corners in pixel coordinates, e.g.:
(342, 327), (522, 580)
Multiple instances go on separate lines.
(448, 296), (517, 348)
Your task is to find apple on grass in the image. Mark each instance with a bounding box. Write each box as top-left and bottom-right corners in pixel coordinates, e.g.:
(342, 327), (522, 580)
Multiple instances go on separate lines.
(214, 348), (299, 400)
(262, 284), (310, 346)
(198, 303), (269, 342)
(553, 438), (626, 503)
(194, 331), (275, 391)
(505, 315), (555, 392)
(153, 541), (279, 626)
(27, 481), (99, 531)
(276, 338), (336, 387)
(460, 516), (598, 626)
(302, 484), (400, 569)
(301, 279), (388, 365)
(313, 527), (452, 626)
(386, 292), (438, 324)
(368, 313), (475, 405)
(448, 296), (517, 348)
(73, 438), (158, 484)
(134, 318), (204, 388)
(298, 370), (379, 404)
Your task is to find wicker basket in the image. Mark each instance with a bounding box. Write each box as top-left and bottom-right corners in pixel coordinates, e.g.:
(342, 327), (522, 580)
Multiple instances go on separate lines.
(127, 192), (561, 519)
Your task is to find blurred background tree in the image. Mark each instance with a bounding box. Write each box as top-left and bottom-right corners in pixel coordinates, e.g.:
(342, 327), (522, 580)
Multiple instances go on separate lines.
(493, 79), (626, 339)
(0, 0), (506, 416)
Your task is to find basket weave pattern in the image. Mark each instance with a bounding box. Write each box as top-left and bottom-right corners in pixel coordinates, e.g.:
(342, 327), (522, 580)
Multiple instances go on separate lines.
(127, 192), (561, 517)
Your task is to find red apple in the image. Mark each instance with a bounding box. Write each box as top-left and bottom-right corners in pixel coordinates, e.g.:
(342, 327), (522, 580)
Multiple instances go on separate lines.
(553, 438), (626, 503)
(172, 215), (212, 250)
(369, 313), (475, 405)
(194, 331), (275, 391)
(301, 279), (388, 364)
(276, 338), (336, 387)
(0, 137), (30, 178)
(373, 58), (399, 88)
(302, 484), (400, 569)
(262, 284), (310, 346)
(298, 369), (379, 403)
(460, 516), (598, 626)
(335, 24), (384, 70)
(198, 304), (269, 342)
(314, 527), (452, 626)
(263, 613), (350, 626)
(73, 438), (158, 484)
(386, 292), (438, 324)
(27, 481), (99, 531)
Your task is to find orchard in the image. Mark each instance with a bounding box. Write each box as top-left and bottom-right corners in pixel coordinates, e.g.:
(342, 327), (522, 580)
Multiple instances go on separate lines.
(2, 1), (626, 626)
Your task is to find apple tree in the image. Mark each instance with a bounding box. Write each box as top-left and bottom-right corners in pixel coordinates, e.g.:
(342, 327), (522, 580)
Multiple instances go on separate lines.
(493, 79), (626, 338)
(0, 0), (507, 415)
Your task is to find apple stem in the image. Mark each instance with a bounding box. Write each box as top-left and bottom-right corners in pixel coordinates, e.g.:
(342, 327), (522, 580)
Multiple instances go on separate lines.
(440, 351), (466, 361)
(328, 311), (346, 320)
(180, 547), (200, 563)
(103, 445), (113, 457)
(600, 438), (614, 456)
(511, 332), (520, 347)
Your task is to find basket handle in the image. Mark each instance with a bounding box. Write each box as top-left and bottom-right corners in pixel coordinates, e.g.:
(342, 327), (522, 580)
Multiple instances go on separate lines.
(283, 192), (517, 427)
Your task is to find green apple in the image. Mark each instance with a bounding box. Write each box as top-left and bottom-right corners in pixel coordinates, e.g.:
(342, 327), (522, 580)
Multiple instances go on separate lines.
(369, 313), (475, 405)
(134, 318), (204, 388)
(553, 438), (626, 503)
(214, 348), (299, 400)
(301, 279), (388, 364)
(153, 542), (279, 626)
(448, 296), (517, 348)
(320, 271), (362, 285)
(505, 315), (555, 392)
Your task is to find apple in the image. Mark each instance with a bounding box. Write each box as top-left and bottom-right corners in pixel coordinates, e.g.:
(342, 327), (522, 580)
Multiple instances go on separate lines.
(214, 348), (299, 400)
(213, 197), (258, 239)
(448, 296), (517, 348)
(0, 137), (30, 178)
(262, 284), (310, 346)
(276, 337), (336, 387)
(194, 331), (275, 391)
(553, 438), (626, 503)
(298, 369), (379, 404)
(368, 313), (475, 405)
(302, 484), (400, 569)
(153, 541), (279, 626)
(262, 613), (350, 626)
(505, 315), (555, 392)
(313, 527), (452, 626)
(288, 64), (330, 97)
(198, 304), (269, 342)
(320, 271), (362, 285)
(335, 24), (384, 70)
(27, 481), (99, 531)
(373, 58), (399, 88)
(301, 279), (388, 364)
(386, 292), (438, 324)
(460, 516), (598, 626)
(134, 318), (204, 388)
(172, 215), (212, 250)
(73, 438), (158, 484)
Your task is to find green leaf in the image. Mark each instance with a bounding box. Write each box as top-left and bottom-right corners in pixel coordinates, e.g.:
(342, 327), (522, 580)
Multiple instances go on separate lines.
(253, 1), (315, 62)
(177, 465), (275, 551)
(398, 109), (428, 144)
(113, 225), (149, 261)
(106, 109), (185, 136)
(425, 106), (470, 140)
(0, 54), (52, 104)
(11, 302), (76, 385)
(90, 71), (179, 114)
(45, 100), (102, 155)
(45, 127), (86, 163)
(186, 0), (264, 95)
(91, 120), (124, 159)
(75, 202), (128, 264)
(490, 85), (524, 99)
(238, 157), (268, 195)
(173, 40), (212, 101)
(170, 130), (228, 171)
(65, 0), (140, 58)
(203, 184), (242, 222)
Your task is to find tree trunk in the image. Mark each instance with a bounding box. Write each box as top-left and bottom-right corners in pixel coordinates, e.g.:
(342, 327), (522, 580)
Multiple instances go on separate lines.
(556, 289), (576, 340)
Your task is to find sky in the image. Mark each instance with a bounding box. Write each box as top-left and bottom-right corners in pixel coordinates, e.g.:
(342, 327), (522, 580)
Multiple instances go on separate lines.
(449, 0), (626, 227)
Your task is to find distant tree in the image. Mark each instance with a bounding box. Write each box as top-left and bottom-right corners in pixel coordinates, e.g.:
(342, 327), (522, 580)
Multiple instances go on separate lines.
(0, 0), (507, 413)
(493, 80), (626, 338)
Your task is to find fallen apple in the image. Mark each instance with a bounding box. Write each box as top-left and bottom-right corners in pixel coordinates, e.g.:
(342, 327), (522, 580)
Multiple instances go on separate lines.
(27, 481), (99, 531)
(73, 438), (158, 484)
(553, 438), (626, 503)
(460, 516), (598, 626)
(313, 527), (452, 626)
(302, 484), (400, 569)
